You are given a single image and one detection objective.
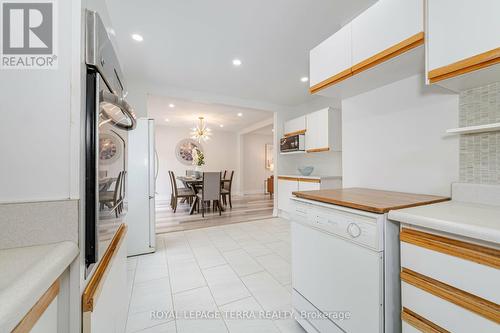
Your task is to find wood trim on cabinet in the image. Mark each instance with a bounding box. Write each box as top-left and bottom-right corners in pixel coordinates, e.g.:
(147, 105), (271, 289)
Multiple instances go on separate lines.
(12, 279), (60, 333)
(277, 176), (321, 183)
(400, 228), (500, 269)
(283, 129), (306, 137)
(401, 268), (500, 324)
(428, 47), (500, 83)
(402, 307), (450, 333)
(309, 68), (353, 94)
(309, 32), (424, 94)
(352, 32), (425, 74)
(82, 223), (127, 312)
(306, 147), (330, 153)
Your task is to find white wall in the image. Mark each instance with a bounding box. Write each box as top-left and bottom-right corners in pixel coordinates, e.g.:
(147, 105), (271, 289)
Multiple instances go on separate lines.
(342, 74), (459, 196)
(241, 133), (273, 194)
(0, 0), (79, 202)
(155, 125), (238, 201)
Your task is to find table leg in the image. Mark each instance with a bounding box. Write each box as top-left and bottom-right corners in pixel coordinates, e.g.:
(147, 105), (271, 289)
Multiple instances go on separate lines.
(188, 184), (198, 215)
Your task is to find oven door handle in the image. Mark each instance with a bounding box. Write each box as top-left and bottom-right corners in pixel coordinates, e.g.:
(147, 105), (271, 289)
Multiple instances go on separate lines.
(100, 91), (137, 130)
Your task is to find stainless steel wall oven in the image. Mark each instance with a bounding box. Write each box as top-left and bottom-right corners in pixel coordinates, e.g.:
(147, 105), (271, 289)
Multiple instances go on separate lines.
(84, 10), (136, 277)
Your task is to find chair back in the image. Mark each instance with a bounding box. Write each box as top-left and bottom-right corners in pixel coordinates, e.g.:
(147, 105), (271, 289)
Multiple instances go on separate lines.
(202, 172), (221, 201)
(224, 170), (234, 191)
(168, 171), (178, 196)
(120, 171), (127, 201)
(112, 171), (124, 204)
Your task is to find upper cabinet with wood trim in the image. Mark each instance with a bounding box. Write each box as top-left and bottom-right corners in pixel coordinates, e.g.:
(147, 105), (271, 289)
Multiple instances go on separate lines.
(310, 23), (352, 90)
(426, 0), (500, 91)
(310, 0), (424, 98)
(351, 0), (423, 69)
(305, 108), (341, 153)
(283, 115), (306, 137)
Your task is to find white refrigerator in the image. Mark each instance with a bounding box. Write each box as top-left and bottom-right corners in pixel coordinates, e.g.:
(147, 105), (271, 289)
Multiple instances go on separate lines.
(127, 118), (156, 256)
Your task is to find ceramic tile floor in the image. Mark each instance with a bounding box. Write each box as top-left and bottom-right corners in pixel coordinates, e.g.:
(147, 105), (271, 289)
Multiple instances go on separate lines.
(125, 217), (305, 333)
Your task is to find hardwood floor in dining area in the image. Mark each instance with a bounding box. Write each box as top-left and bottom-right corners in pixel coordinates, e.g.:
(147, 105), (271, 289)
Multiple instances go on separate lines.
(156, 193), (275, 234)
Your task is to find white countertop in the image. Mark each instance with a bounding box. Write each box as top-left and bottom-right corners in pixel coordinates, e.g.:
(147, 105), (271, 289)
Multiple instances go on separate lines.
(388, 201), (500, 245)
(278, 174), (342, 180)
(0, 241), (79, 332)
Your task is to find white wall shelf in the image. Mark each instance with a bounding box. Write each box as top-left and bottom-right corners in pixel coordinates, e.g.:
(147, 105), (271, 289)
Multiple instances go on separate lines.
(446, 123), (500, 135)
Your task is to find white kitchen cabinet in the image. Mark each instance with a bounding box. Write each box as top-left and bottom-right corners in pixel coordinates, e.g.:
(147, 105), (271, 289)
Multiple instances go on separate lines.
(305, 108), (341, 152)
(351, 0), (423, 66)
(310, 0), (424, 99)
(298, 181), (320, 192)
(278, 178), (299, 215)
(309, 23), (352, 88)
(277, 176), (342, 217)
(283, 115), (306, 136)
(426, 0), (500, 90)
(400, 227), (500, 333)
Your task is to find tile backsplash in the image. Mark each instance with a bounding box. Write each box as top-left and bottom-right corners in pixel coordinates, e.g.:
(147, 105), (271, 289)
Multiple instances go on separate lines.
(459, 82), (500, 184)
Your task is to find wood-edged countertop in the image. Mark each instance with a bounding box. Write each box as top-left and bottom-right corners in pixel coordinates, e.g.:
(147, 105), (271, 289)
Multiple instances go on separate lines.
(0, 241), (79, 332)
(292, 188), (450, 214)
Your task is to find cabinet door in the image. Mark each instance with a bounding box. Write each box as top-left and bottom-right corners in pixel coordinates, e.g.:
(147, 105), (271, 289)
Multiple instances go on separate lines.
(305, 108), (329, 151)
(310, 23), (352, 88)
(427, 0), (500, 71)
(284, 116), (306, 135)
(298, 181), (320, 192)
(278, 179), (298, 213)
(351, 0), (423, 66)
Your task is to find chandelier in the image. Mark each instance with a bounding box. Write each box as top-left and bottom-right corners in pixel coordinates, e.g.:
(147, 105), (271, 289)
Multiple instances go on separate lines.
(191, 117), (212, 143)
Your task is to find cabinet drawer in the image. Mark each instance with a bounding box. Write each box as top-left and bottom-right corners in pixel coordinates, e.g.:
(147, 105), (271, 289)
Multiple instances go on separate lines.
(401, 228), (500, 304)
(402, 308), (449, 333)
(401, 279), (499, 333)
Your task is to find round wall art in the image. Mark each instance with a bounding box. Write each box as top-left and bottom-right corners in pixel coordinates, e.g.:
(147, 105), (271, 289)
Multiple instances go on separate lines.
(175, 139), (203, 166)
(99, 132), (123, 165)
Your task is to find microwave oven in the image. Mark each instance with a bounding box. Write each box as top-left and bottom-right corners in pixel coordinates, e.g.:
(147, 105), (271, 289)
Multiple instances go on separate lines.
(280, 134), (305, 152)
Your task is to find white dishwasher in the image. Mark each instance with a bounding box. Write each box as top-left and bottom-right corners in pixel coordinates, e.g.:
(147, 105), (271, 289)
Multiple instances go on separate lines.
(291, 197), (401, 333)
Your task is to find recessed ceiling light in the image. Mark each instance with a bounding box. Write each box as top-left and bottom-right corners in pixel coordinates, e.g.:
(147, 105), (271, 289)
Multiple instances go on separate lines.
(131, 33), (143, 42)
(232, 59), (242, 66)
(300, 76), (309, 82)
(164, 118), (169, 122)
(219, 124), (224, 128)
(237, 112), (243, 117)
(168, 103), (175, 108)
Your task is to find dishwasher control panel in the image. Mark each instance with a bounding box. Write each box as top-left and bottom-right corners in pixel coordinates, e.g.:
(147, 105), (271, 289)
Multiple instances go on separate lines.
(292, 199), (384, 251)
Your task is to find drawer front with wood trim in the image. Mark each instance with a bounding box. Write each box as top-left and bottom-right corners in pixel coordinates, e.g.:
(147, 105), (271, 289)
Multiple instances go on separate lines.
(401, 278), (499, 333)
(402, 307), (450, 333)
(83, 224), (128, 333)
(401, 228), (500, 304)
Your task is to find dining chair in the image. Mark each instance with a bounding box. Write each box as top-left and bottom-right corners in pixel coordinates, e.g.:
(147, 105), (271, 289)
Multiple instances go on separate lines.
(197, 172), (222, 217)
(221, 170), (234, 209)
(169, 171), (195, 213)
(99, 171), (124, 217)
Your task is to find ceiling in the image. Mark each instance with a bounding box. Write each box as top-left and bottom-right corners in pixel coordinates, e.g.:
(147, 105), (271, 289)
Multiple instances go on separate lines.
(105, 0), (376, 106)
(148, 94), (273, 132)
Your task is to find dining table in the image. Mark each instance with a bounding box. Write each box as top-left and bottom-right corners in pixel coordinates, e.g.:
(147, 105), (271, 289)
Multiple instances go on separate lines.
(176, 176), (231, 215)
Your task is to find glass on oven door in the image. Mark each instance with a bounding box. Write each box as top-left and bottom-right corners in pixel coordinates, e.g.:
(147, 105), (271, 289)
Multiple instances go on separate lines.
(85, 68), (136, 275)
